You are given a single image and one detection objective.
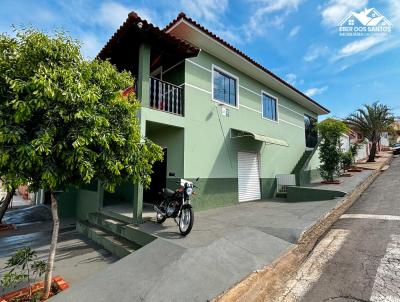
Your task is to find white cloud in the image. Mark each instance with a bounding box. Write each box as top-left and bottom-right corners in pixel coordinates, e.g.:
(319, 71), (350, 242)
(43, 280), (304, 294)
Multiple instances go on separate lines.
(181, 0), (228, 22)
(289, 25), (300, 37)
(320, 0), (368, 27)
(80, 33), (103, 59)
(246, 0), (302, 39)
(179, 0), (241, 43)
(285, 73), (297, 85)
(305, 86), (328, 97)
(388, 0), (400, 26)
(98, 2), (131, 29)
(338, 35), (386, 58)
(304, 45), (330, 62)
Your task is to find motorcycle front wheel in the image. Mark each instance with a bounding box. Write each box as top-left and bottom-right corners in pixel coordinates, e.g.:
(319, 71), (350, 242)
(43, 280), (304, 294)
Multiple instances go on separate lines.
(156, 212), (167, 224)
(179, 205), (194, 236)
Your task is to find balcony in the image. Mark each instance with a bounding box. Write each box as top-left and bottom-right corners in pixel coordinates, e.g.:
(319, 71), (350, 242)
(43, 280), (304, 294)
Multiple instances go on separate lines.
(149, 77), (184, 116)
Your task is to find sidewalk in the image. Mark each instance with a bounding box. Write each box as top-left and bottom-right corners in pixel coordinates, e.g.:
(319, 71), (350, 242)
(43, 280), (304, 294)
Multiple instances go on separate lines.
(51, 163), (384, 302)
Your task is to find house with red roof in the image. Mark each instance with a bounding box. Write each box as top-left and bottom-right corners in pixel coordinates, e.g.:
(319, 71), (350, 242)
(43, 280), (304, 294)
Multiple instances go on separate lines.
(58, 12), (330, 251)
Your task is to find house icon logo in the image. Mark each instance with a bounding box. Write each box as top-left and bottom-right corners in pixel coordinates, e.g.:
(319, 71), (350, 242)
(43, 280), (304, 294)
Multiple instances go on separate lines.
(338, 8), (392, 37)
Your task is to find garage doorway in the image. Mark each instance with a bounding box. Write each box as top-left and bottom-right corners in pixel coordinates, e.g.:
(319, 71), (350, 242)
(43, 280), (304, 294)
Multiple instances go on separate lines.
(238, 151), (261, 202)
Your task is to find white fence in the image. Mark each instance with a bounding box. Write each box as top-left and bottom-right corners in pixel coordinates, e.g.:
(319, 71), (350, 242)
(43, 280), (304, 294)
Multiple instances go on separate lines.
(276, 174), (296, 193)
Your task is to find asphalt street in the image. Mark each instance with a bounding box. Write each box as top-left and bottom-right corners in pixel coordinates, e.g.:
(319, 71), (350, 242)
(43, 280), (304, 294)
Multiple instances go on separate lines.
(280, 156), (400, 302)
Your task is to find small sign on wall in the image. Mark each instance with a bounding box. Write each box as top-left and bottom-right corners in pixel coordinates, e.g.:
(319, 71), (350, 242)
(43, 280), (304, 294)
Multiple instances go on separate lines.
(221, 107), (230, 117)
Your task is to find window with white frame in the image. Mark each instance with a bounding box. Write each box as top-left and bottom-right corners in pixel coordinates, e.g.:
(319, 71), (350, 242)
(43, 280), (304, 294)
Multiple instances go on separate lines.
(262, 93), (278, 121)
(213, 68), (237, 106)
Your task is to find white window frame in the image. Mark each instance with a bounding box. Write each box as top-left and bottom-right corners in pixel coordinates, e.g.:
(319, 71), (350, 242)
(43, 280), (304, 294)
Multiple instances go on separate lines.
(261, 90), (279, 123)
(211, 64), (239, 109)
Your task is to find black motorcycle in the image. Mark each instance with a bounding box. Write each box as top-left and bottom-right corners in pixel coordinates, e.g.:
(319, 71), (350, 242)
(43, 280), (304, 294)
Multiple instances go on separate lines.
(154, 178), (198, 236)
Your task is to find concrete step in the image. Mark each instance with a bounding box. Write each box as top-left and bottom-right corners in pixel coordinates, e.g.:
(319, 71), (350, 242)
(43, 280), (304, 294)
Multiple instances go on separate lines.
(275, 192), (288, 199)
(88, 212), (156, 247)
(77, 221), (141, 258)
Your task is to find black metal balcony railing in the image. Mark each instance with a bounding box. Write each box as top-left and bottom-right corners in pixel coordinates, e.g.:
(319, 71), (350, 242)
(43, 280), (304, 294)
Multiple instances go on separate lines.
(150, 77), (184, 116)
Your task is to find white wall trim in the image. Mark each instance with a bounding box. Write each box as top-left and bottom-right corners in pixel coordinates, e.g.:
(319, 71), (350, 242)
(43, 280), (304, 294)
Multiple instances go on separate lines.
(279, 103), (304, 117)
(239, 84), (261, 97)
(186, 59), (212, 73)
(183, 82), (211, 94)
(187, 59), (306, 118)
(280, 119), (304, 129)
(240, 104), (261, 114)
(182, 82), (305, 130)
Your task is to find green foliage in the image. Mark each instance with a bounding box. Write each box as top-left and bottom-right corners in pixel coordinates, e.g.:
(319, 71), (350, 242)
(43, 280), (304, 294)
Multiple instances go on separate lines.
(349, 143), (360, 158)
(346, 102), (395, 142)
(346, 102), (394, 161)
(1, 247), (47, 291)
(340, 151), (353, 171)
(0, 28), (163, 193)
(317, 118), (348, 181)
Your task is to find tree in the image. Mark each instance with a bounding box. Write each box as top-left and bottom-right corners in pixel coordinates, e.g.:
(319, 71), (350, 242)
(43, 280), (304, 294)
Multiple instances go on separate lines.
(0, 29), (163, 299)
(0, 187), (16, 224)
(1, 247), (47, 300)
(346, 102), (394, 162)
(317, 118), (348, 182)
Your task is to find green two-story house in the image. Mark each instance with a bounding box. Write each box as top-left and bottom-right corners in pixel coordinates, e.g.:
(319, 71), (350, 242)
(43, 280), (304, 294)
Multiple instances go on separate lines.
(60, 12), (329, 225)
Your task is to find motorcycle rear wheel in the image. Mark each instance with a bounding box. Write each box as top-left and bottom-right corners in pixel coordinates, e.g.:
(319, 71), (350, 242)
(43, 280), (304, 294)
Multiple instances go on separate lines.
(179, 205), (194, 236)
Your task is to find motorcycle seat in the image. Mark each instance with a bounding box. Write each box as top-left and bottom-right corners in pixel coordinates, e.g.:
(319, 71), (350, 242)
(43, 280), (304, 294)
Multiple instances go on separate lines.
(162, 188), (175, 198)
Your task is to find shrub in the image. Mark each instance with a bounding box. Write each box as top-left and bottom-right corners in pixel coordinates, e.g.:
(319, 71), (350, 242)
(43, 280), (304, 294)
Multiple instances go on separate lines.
(340, 151), (354, 172)
(1, 247), (47, 300)
(317, 119), (348, 182)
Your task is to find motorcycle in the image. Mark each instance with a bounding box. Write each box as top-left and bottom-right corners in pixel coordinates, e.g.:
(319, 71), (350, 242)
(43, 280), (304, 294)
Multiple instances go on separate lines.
(153, 178), (199, 236)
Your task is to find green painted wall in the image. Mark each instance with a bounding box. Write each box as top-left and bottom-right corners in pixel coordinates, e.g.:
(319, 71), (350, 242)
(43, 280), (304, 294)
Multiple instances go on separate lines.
(139, 50), (323, 210)
(181, 51), (320, 207)
(56, 188), (77, 218)
(146, 122), (184, 180)
(103, 182), (134, 206)
(73, 46), (325, 219)
(303, 148), (322, 183)
(76, 189), (101, 220)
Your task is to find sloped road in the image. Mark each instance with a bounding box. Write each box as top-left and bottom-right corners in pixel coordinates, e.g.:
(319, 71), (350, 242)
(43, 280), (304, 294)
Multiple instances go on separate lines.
(280, 157), (400, 302)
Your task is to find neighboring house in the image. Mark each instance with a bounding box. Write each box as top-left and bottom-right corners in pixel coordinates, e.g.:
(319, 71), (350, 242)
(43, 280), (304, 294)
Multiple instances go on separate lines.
(57, 12), (329, 223)
(345, 129), (369, 162)
(389, 119), (400, 144)
(380, 132), (390, 149)
(340, 134), (351, 152)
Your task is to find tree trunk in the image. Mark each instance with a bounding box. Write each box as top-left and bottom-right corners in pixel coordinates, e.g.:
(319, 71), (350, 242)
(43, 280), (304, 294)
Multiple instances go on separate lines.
(42, 191), (60, 299)
(0, 188), (16, 224)
(368, 141), (377, 162)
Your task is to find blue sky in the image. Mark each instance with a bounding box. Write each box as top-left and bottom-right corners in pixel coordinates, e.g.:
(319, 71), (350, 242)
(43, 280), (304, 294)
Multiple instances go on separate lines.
(0, 0), (399, 118)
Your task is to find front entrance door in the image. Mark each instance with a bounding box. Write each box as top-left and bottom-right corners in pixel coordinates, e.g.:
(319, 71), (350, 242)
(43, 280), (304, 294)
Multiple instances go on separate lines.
(238, 151), (261, 202)
(143, 148), (167, 204)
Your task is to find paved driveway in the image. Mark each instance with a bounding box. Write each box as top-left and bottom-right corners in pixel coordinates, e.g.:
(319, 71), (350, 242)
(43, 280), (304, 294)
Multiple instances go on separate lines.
(0, 220), (117, 295)
(139, 169), (373, 248)
(52, 170), (374, 302)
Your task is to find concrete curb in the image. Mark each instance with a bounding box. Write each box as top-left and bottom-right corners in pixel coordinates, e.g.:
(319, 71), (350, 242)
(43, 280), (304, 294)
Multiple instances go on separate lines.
(214, 154), (393, 302)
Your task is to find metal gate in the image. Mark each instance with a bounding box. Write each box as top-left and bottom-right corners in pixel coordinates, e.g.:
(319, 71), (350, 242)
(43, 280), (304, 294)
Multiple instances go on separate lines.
(238, 152), (261, 202)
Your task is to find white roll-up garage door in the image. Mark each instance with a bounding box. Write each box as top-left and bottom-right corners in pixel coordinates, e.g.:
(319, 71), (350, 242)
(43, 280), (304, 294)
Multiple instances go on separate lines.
(238, 152), (261, 202)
